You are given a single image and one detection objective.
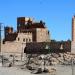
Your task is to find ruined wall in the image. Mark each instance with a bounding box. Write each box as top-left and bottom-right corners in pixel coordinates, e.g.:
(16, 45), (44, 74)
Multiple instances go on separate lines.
(1, 42), (23, 53)
(36, 28), (50, 42)
(16, 32), (32, 43)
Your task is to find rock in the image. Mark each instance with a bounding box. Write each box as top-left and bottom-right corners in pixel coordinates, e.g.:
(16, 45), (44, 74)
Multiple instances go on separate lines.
(26, 65), (32, 70)
(0, 63), (2, 66)
(8, 63), (12, 67)
(31, 68), (42, 74)
(3, 62), (12, 67)
(48, 68), (56, 73)
(43, 68), (48, 73)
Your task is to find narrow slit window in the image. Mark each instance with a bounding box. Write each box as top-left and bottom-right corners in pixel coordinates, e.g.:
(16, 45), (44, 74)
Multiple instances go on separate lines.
(23, 38), (25, 42)
(18, 38), (20, 41)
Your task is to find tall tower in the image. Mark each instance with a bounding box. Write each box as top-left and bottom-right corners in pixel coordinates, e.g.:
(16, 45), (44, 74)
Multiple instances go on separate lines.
(71, 16), (75, 53)
(17, 17), (33, 32)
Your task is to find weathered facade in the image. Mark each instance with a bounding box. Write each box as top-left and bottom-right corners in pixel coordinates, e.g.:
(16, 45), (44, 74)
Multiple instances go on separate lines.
(1, 17), (50, 54)
(4, 17), (50, 43)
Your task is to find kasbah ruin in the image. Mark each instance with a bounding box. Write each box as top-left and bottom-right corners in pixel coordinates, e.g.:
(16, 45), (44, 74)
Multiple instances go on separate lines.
(0, 15), (75, 67)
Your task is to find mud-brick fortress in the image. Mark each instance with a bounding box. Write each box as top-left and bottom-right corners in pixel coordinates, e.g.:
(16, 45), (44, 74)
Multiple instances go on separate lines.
(1, 17), (50, 54)
(1, 16), (72, 55)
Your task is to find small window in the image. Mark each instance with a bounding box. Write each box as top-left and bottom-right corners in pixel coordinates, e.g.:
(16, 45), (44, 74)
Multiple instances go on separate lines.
(48, 31), (49, 35)
(23, 38), (25, 42)
(18, 38), (20, 41)
(26, 39), (28, 42)
(29, 39), (31, 42)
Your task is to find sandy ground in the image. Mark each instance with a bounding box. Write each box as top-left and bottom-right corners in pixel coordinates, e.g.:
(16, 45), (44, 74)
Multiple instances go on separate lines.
(0, 66), (49, 75)
(0, 65), (75, 75)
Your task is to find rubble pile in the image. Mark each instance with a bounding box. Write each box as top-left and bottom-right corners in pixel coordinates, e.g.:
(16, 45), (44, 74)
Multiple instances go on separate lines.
(26, 53), (75, 66)
(0, 53), (75, 74)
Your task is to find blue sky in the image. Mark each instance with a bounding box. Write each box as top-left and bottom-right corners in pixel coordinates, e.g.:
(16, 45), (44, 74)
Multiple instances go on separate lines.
(0, 0), (75, 41)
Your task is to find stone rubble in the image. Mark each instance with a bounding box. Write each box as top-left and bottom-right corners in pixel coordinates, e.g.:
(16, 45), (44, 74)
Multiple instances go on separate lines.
(0, 52), (75, 74)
